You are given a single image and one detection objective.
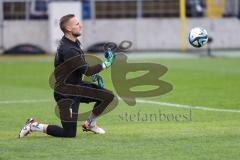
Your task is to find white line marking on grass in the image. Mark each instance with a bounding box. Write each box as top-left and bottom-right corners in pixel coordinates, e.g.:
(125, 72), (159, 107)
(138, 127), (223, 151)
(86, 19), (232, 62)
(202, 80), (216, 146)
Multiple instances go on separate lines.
(0, 98), (239, 113)
(0, 99), (51, 104)
(136, 99), (240, 113)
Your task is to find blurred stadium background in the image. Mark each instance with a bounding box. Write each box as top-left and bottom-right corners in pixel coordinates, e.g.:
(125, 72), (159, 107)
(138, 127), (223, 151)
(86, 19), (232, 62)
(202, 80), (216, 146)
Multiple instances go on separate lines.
(0, 0), (240, 54)
(1, 1), (240, 160)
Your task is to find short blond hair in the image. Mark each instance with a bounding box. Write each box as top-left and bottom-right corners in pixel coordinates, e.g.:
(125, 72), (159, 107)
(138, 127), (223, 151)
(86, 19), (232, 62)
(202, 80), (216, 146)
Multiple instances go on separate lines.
(59, 14), (75, 33)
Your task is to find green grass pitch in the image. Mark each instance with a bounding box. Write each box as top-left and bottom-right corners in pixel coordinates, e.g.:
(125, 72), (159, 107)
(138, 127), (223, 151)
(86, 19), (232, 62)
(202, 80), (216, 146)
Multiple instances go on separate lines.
(0, 54), (240, 160)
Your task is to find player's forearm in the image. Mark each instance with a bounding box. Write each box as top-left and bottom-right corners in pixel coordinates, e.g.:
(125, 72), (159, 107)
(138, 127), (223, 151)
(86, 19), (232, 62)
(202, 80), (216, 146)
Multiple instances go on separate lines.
(84, 64), (103, 76)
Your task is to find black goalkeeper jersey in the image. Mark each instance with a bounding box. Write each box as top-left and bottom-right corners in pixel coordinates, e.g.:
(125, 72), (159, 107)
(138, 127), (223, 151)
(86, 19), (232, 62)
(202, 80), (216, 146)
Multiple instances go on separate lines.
(54, 36), (103, 85)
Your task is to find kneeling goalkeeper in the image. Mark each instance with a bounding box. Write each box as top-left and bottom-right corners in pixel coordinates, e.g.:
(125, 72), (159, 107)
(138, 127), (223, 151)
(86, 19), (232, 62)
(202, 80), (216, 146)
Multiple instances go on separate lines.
(19, 14), (115, 138)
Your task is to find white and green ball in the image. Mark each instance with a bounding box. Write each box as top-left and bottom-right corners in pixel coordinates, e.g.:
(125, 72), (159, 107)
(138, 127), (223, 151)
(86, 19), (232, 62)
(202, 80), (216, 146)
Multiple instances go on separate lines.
(188, 27), (208, 48)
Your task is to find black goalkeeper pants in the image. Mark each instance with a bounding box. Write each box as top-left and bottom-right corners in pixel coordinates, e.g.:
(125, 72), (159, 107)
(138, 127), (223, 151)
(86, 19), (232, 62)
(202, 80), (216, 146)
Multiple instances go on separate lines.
(46, 82), (114, 138)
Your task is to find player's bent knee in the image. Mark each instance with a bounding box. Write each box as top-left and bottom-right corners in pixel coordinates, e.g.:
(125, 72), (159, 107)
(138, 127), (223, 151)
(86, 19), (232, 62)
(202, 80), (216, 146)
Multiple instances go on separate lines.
(106, 92), (114, 103)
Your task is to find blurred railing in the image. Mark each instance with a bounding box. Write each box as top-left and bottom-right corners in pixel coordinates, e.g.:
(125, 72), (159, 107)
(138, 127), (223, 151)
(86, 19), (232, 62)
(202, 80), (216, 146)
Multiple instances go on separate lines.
(0, 0), (239, 20)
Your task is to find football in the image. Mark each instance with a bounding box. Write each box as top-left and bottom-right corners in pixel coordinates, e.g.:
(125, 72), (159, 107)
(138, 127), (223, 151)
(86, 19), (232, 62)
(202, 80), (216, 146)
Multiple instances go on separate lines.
(188, 27), (208, 48)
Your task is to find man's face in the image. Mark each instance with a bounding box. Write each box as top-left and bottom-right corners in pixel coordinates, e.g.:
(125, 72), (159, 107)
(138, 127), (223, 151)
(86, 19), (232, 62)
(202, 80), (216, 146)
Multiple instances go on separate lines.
(66, 16), (82, 37)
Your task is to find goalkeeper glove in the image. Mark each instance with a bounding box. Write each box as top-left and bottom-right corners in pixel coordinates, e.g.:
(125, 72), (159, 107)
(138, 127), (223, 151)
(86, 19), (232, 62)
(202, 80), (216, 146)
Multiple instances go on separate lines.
(91, 74), (104, 89)
(102, 48), (115, 69)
